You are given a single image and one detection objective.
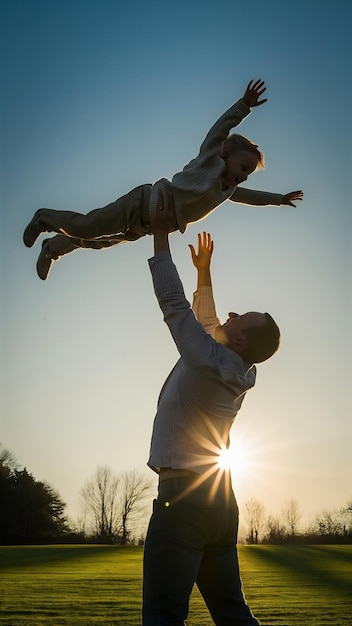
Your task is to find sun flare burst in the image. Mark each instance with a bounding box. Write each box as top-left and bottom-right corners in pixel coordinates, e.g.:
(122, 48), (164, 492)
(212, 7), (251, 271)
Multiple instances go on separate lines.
(217, 436), (252, 478)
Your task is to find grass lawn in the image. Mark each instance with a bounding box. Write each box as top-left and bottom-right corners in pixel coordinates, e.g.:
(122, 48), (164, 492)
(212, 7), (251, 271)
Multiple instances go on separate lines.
(0, 544), (351, 625)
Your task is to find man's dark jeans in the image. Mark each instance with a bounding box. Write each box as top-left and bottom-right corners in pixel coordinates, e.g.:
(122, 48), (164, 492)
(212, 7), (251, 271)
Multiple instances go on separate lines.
(142, 474), (260, 625)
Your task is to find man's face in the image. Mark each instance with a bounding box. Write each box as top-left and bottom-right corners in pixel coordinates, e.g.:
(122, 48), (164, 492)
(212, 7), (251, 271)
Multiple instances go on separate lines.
(214, 312), (266, 350)
(221, 150), (259, 189)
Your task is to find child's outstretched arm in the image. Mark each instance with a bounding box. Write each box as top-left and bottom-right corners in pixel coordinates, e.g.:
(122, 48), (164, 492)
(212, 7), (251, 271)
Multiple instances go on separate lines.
(231, 187), (304, 208)
(242, 79), (268, 108)
(196, 78), (267, 156)
(231, 81), (304, 209)
(281, 190), (304, 207)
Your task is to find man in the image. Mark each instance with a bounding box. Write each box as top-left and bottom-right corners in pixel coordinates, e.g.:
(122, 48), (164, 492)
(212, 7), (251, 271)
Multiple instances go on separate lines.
(143, 192), (280, 625)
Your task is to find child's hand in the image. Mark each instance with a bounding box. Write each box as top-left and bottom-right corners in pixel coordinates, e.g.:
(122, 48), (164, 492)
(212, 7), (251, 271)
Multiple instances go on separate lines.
(243, 79), (267, 107)
(189, 232), (214, 270)
(281, 190), (304, 207)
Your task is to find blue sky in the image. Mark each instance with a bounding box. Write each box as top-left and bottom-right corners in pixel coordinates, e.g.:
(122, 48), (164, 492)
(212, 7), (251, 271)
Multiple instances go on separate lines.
(1, 0), (351, 528)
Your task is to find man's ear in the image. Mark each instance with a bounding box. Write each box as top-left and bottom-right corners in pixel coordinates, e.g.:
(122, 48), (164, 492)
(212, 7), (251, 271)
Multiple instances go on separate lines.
(220, 150), (229, 161)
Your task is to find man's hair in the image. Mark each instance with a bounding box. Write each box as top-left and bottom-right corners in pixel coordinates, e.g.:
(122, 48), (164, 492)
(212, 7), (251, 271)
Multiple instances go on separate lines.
(242, 313), (280, 364)
(222, 133), (265, 170)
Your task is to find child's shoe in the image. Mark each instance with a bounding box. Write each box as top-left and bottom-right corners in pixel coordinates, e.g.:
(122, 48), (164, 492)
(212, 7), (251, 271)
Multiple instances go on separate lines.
(23, 210), (46, 247)
(36, 239), (57, 280)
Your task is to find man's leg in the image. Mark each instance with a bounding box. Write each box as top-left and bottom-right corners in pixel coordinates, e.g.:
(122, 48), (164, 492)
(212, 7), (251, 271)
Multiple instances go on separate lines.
(196, 508), (260, 626)
(24, 184), (151, 246)
(143, 498), (204, 626)
(143, 472), (234, 626)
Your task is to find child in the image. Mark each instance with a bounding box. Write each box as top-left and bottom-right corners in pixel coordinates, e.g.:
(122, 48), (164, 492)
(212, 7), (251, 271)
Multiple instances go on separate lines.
(23, 79), (303, 279)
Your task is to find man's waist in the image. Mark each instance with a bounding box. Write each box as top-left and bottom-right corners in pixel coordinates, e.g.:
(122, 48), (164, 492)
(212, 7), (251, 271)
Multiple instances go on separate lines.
(159, 468), (198, 482)
(158, 466), (235, 506)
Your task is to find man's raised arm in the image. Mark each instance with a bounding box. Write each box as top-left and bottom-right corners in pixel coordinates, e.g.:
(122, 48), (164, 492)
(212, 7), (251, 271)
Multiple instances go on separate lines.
(189, 232), (220, 336)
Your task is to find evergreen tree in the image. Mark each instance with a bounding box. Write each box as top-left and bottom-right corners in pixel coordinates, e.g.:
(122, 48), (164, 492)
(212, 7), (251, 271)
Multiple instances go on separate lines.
(0, 445), (68, 543)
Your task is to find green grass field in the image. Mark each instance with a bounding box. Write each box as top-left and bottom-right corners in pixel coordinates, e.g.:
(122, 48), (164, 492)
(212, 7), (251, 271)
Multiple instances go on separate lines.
(0, 544), (351, 625)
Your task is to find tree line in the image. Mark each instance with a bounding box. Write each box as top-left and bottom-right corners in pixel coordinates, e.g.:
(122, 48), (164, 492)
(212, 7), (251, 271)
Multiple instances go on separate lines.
(1, 444), (351, 545)
(0, 446), (68, 543)
(243, 497), (352, 545)
(0, 444), (152, 545)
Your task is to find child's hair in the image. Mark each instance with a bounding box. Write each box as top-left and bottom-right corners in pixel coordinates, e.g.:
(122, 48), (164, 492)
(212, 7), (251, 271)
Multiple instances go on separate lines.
(222, 133), (265, 169)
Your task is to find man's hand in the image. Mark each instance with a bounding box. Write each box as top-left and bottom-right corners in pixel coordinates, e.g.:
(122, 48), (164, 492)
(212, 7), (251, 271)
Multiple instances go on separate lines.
(189, 232), (214, 288)
(243, 79), (267, 107)
(281, 190), (304, 207)
(151, 190), (178, 254)
(189, 232), (214, 269)
(150, 190), (178, 234)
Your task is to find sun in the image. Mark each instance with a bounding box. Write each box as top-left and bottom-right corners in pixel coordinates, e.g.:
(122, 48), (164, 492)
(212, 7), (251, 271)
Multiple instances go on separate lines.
(217, 436), (252, 478)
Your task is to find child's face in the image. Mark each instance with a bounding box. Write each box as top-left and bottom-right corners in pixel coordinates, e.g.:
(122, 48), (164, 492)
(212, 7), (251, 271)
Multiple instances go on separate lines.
(221, 149), (259, 189)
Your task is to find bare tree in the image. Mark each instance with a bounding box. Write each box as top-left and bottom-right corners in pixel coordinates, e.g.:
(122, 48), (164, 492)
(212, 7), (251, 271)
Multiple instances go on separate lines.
(264, 514), (286, 543)
(80, 466), (120, 540)
(341, 499), (352, 535)
(314, 508), (344, 537)
(117, 470), (153, 544)
(244, 498), (266, 544)
(282, 499), (301, 540)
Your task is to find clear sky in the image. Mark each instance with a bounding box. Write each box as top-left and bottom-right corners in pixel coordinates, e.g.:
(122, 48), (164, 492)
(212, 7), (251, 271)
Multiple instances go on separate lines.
(1, 0), (351, 529)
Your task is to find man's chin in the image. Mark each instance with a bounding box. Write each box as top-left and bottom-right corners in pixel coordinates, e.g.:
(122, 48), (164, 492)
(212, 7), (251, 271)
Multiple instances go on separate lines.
(214, 325), (227, 345)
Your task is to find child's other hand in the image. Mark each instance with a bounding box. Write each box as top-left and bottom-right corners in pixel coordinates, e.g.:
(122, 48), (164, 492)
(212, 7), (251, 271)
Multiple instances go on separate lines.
(243, 79), (267, 107)
(282, 190), (304, 207)
(189, 232), (214, 270)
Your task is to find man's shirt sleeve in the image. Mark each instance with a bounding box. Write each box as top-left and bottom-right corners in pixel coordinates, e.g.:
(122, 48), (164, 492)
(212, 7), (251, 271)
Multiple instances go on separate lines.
(148, 251), (255, 392)
(192, 286), (220, 338)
